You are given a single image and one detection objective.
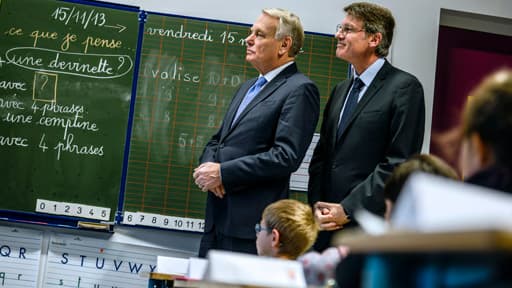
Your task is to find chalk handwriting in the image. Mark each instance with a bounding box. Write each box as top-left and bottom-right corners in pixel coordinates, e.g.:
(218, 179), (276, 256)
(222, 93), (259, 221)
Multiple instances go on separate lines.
(32, 101), (84, 116)
(146, 25), (213, 42)
(2, 112), (32, 124)
(219, 31), (246, 45)
(0, 136), (29, 147)
(60, 32), (77, 51)
(29, 30), (58, 47)
(36, 114), (98, 140)
(81, 36), (122, 54)
(207, 72), (243, 87)
(143, 62), (200, 83)
(53, 133), (104, 160)
(5, 47), (132, 79)
(0, 80), (27, 91)
(0, 97), (25, 109)
(51, 6), (107, 30)
(4, 27), (23, 36)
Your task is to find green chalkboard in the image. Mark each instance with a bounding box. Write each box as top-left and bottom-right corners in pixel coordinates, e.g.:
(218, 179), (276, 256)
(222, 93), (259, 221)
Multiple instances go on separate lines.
(124, 13), (348, 225)
(0, 0), (139, 221)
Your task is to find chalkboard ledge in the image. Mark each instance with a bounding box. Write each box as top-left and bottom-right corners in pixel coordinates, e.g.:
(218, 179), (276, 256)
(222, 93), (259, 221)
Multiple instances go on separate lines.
(0, 210), (113, 233)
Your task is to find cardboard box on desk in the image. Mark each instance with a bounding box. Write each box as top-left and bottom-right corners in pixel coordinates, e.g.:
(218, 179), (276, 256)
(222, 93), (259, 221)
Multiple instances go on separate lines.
(392, 172), (512, 232)
(203, 250), (306, 288)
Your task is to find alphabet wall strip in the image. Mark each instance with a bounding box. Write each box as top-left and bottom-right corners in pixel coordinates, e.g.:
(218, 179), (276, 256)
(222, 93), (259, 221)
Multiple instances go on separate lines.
(44, 233), (162, 288)
(0, 226), (43, 288)
(1, 224), (195, 288)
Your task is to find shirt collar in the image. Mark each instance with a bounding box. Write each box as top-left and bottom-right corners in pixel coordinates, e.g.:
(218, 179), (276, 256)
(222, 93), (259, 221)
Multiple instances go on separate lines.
(260, 61), (294, 83)
(354, 58), (385, 87)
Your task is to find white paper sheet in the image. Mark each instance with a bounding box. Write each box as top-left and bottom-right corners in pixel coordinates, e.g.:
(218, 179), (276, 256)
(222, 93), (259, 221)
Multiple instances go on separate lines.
(0, 225), (43, 288)
(204, 250), (306, 288)
(392, 172), (512, 232)
(43, 233), (178, 288)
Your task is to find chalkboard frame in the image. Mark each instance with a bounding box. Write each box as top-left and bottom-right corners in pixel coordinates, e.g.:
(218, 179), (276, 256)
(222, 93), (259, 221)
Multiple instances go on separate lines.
(0, 0), (142, 230)
(117, 10), (349, 232)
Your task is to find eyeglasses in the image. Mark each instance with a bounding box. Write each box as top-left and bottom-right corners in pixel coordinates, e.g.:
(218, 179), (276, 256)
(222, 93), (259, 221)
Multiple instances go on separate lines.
(336, 24), (365, 35)
(255, 223), (272, 234)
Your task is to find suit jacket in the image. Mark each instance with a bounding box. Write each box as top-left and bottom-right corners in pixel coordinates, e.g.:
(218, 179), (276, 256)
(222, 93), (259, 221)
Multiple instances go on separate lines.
(308, 60), (425, 249)
(200, 62), (320, 239)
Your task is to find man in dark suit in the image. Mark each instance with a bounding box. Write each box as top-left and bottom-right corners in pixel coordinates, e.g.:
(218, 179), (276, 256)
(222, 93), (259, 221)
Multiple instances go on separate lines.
(193, 8), (320, 257)
(308, 2), (425, 252)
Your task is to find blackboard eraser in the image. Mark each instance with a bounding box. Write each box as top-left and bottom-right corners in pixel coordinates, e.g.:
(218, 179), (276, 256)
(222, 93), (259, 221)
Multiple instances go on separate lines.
(78, 221), (112, 232)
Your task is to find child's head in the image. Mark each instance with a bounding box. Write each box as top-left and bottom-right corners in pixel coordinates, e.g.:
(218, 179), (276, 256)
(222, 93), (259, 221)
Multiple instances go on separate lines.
(460, 69), (512, 178)
(256, 199), (318, 260)
(384, 154), (459, 220)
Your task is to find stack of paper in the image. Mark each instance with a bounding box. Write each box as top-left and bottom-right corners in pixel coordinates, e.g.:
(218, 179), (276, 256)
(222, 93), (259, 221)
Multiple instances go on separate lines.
(156, 256), (189, 276)
(156, 256), (208, 280)
(187, 257), (208, 280)
(392, 172), (512, 232)
(203, 250), (306, 288)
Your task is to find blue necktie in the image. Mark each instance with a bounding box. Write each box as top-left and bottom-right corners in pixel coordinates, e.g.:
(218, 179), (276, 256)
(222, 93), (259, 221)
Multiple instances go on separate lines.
(232, 76), (267, 125)
(337, 78), (364, 139)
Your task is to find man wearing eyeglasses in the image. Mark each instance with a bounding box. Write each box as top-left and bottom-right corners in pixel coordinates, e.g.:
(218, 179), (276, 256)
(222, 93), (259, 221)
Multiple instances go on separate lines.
(308, 2), (425, 252)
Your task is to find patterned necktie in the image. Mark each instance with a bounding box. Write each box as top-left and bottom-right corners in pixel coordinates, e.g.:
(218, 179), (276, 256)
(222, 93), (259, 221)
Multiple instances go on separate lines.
(232, 76), (268, 125)
(337, 78), (364, 139)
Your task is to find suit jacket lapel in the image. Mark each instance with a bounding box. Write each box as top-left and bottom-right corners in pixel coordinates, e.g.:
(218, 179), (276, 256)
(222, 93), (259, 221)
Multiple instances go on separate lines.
(336, 61), (392, 142)
(238, 76), (284, 115)
(224, 79), (256, 132)
(227, 63), (298, 132)
(328, 80), (351, 149)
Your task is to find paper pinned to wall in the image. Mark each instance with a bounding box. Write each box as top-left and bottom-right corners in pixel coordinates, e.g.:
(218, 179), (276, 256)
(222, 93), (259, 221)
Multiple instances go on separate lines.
(0, 226), (43, 288)
(43, 233), (183, 288)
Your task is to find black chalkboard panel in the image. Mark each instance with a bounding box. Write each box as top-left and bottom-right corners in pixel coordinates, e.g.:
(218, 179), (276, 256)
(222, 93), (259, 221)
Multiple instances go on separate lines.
(0, 0), (139, 221)
(123, 13), (348, 223)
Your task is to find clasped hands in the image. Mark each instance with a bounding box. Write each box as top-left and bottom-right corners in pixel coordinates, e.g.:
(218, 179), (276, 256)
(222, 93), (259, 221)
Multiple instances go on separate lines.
(193, 162), (225, 198)
(314, 201), (351, 231)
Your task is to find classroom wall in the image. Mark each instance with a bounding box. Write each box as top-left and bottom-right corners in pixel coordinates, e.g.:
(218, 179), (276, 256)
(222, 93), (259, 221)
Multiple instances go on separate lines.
(2, 0), (511, 273)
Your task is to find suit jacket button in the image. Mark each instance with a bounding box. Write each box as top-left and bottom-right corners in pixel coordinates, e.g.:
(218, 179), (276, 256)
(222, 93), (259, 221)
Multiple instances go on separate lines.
(219, 143), (225, 149)
(332, 164), (336, 169)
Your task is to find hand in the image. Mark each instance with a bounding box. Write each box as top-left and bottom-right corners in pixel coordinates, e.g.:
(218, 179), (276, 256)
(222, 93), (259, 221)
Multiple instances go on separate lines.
(193, 162), (222, 192)
(314, 201), (350, 231)
(210, 184), (226, 199)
